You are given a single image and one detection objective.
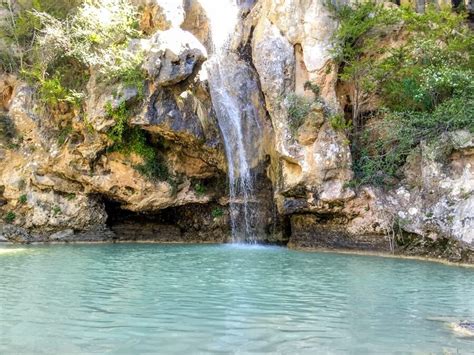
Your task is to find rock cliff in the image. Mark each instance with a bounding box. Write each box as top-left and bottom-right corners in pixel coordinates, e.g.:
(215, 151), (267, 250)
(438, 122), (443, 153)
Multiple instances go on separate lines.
(0, 0), (472, 262)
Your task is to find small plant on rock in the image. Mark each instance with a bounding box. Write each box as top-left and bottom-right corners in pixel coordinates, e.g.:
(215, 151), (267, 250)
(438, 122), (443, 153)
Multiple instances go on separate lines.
(194, 183), (206, 196)
(4, 211), (16, 223)
(285, 93), (313, 133)
(66, 193), (76, 201)
(211, 207), (224, 218)
(329, 113), (352, 132)
(52, 206), (62, 216)
(18, 194), (27, 204)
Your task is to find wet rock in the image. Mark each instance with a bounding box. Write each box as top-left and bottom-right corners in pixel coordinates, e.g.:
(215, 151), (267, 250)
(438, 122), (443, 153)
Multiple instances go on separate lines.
(182, 0), (211, 50)
(451, 321), (474, 337)
(1, 225), (35, 244)
(72, 227), (116, 242)
(49, 229), (74, 241)
(288, 214), (390, 251)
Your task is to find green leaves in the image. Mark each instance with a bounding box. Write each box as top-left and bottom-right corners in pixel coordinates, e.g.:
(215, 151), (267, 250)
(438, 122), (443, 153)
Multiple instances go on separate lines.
(285, 93), (313, 133)
(329, 1), (473, 186)
(105, 102), (169, 182)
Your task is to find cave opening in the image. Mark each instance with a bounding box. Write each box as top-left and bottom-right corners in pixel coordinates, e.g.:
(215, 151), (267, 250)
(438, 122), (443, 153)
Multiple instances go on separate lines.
(103, 199), (232, 243)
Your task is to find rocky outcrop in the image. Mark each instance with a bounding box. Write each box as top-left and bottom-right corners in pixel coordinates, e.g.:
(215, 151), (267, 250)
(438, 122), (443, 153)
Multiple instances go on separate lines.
(235, 0), (473, 260)
(0, 0), (472, 263)
(0, 1), (229, 242)
(245, 0), (355, 219)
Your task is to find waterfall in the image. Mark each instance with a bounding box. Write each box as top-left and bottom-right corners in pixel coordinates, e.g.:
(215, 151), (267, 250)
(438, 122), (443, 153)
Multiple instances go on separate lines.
(199, 0), (261, 243)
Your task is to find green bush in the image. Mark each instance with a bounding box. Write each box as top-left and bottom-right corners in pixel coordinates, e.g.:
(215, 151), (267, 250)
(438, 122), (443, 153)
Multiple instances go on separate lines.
(211, 207), (224, 218)
(285, 93), (313, 133)
(194, 183), (206, 196)
(329, 1), (473, 186)
(1, 0), (145, 114)
(0, 0), (82, 72)
(4, 211), (16, 223)
(18, 194), (27, 204)
(105, 101), (129, 143)
(329, 113), (352, 132)
(105, 102), (169, 181)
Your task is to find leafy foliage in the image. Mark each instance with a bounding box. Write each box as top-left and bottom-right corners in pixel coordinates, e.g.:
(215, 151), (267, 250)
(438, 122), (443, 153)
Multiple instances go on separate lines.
(329, 113), (352, 132)
(285, 93), (313, 133)
(105, 102), (169, 181)
(4, 211), (16, 223)
(0, 0), (81, 72)
(211, 207), (224, 218)
(18, 194), (27, 204)
(330, 2), (474, 186)
(194, 183), (206, 196)
(1, 0), (145, 112)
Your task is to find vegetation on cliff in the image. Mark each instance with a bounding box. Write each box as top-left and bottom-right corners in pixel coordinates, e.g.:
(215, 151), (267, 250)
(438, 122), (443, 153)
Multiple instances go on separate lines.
(0, 0), (169, 181)
(329, 1), (473, 186)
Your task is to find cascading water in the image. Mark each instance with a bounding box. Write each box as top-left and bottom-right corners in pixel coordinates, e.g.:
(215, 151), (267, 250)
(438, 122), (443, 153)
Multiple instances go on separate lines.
(199, 0), (262, 243)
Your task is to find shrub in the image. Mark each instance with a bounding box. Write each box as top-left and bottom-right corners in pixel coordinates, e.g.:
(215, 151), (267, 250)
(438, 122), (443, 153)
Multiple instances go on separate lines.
(105, 102), (169, 181)
(0, 0), (81, 72)
(32, 0), (142, 83)
(4, 211), (16, 223)
(18, 194), (27, 204)
(105, 101), (129, 143)
(329, 1), (473, 186)
(329, 113), (352, 132)
(2, 0), (145, 113)
(285, 93), (313, 133)
(211, 207), (224, 218)
(194, 183), (206, 196)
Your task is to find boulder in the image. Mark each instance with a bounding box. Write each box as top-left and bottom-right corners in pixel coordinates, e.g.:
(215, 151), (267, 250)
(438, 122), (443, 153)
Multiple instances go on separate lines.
(143, 28), (207, 86)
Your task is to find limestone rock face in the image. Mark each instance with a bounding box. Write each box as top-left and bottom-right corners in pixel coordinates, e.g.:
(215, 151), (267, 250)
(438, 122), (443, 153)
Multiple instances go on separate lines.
(132, 0), (185, 33)
(248, 1), (353, 216)
(182, 0), (211, 50)
(257, 0), (339, 108)
(206, 53), (271, 171)
(388, 132), (474, 246)
(143, 28), (207, 86)
(0, 3), (226, 241)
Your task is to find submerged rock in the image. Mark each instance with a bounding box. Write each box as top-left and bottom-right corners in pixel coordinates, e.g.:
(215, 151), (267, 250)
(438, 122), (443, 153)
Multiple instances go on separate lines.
(451, 321), (474, 337)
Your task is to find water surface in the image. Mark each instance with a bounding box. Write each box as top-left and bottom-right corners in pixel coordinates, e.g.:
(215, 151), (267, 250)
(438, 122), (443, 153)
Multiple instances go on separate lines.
(1, 244), (473, 353)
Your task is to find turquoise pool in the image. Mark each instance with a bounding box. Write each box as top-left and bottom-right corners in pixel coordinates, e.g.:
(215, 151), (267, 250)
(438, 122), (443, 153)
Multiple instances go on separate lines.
(0, 244), (473, 353)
